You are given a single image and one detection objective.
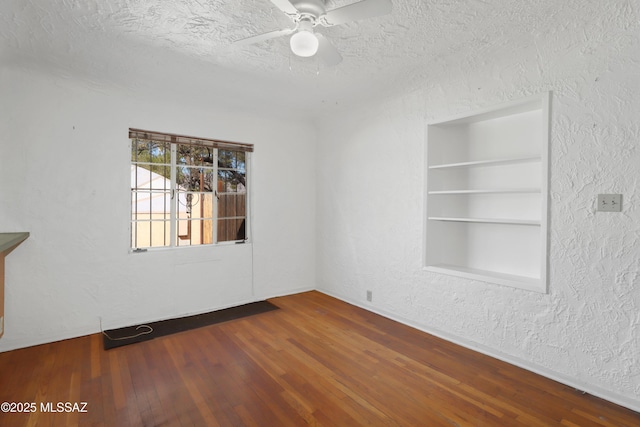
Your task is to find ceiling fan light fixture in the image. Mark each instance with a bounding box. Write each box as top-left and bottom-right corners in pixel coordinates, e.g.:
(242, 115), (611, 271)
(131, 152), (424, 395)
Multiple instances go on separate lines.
(290, 30), (319, 57)
(237, 0), (393, 66)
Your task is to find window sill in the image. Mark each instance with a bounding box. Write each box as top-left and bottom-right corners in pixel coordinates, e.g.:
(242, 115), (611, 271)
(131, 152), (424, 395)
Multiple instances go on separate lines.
(129, 240), (250, 254)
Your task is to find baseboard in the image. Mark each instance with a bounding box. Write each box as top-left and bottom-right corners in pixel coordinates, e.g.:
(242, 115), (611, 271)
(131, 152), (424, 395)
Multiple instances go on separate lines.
(318, 289), (640, 414)
(100, 285), (314, 333)
(0, 325), (97, 353)
(256, 285), (316, 302)
(0, 286), (315, 354)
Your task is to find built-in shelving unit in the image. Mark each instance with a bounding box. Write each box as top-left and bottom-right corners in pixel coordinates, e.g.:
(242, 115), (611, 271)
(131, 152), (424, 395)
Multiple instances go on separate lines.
(424, 93), (550, 292)
(427, 217), (541, 226)
(428, 189), (541, 195)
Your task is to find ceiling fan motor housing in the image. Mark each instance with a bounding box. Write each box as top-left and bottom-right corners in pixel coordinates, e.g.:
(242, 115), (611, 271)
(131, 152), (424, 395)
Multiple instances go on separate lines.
(290, 0), (326, 21)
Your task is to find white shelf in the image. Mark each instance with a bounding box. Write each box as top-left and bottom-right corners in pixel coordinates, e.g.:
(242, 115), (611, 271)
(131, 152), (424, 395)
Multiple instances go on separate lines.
(427, 217), (540, 226)
(428, 188), (540, 195)
(424, 264), (543, 292)
(429, 156), (541, 170)
(424, 92), (550, 293)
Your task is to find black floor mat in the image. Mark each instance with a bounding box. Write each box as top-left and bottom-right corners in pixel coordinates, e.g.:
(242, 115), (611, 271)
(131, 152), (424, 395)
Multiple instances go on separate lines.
(103, 300), (278, 350)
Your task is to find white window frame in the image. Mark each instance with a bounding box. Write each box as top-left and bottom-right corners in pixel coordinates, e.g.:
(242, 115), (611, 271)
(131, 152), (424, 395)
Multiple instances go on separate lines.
(130, 129), (252, 250)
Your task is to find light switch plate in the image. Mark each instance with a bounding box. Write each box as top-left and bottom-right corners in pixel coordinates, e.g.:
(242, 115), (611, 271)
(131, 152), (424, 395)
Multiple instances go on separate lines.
(597, 194), (622, 212)
(0, 316), (3, 335)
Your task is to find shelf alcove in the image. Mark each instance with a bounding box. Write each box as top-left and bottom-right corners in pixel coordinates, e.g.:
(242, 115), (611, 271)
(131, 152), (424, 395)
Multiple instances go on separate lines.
(424, 93), (550, 292)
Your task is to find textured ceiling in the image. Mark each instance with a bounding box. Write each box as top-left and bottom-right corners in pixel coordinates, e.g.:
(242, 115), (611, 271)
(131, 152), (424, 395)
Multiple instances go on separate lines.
(0, 0), (613, 117)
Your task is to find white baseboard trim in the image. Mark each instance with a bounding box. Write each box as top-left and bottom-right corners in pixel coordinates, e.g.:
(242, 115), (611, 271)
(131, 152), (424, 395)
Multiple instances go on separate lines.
(0, 286), (315, 354)
(257, 285), (315, 302)
(0, 325), (97, 353)
(318, 289), (640, 414)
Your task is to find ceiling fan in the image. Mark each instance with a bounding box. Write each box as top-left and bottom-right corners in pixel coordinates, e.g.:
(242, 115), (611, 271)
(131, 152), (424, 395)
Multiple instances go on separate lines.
(235, 0), (393, 66)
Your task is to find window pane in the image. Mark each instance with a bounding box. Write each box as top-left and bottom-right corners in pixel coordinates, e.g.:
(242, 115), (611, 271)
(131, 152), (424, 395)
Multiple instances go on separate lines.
(132, 166), (170, 190)
(217, 218), (246, 242)
(217, 149), (246, 243)
(218, 149), (246, 195)
(175, 191), (214, 219)
(217, 170), (232, 192)
(176, 166), (194, 190)
(218, 149), (234, 168)
(218, 170), (246, 193)
(218, 193), (246, 219)
(131, 138), (172, 246)
(175, 181), (215, 247)
(177, 167), (214, 192)
(132, 139), (170, 165)
(131, 191), (171, 218)
(177, 145), (214, 167)
(148, 165), (170, 182)
(132, 220), (170, 248)
(177, 217), (190, 243)
(218, 150), (246, 169)
(177, 218), (214, 246)
(199, 193), (215, 219)
(173, 144), (216, 247)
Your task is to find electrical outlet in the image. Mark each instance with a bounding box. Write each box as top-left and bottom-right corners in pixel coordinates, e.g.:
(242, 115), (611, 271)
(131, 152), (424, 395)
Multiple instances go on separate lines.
(366, 290), (372, 302)
(597, 194), (622, 212)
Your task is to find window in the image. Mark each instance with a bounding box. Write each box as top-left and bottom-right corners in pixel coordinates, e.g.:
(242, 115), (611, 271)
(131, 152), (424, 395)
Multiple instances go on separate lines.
(130, 129), (253, 249)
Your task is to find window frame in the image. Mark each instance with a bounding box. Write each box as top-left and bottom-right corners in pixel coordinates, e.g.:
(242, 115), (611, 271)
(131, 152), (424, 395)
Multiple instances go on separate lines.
(129, 129), (252, 251)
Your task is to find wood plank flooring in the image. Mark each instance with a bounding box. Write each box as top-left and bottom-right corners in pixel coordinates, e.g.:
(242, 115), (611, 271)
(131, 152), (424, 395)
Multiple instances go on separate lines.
(0, 291), (638, 426)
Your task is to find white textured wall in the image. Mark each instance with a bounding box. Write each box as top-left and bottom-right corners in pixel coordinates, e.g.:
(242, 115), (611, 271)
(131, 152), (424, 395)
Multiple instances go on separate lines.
(0, 67), (316, 352)
(0, 0), (637, 413)
(316, 5), (640, 412)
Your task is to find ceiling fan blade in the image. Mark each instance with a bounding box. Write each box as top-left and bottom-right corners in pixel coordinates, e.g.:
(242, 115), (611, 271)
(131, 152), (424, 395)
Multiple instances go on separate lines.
(270, 0), (299, 15)
(322, 0), (392, 26)
(316, 33), (343, 66)
(235, 28), (294, 45)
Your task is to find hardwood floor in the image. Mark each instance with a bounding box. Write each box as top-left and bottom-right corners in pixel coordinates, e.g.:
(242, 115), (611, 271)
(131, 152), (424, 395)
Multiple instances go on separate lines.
(0, 291), (638, 426)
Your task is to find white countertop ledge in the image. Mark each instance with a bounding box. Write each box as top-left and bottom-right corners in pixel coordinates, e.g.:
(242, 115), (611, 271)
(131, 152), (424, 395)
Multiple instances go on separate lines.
(0, 232), (30, 254)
